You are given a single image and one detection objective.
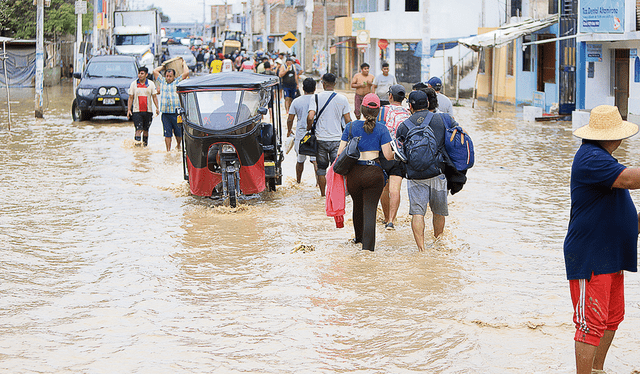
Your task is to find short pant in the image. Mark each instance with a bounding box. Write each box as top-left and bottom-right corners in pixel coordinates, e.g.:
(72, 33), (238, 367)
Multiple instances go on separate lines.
(354, 94), (365, 118)
(570, 271), (625, 346)
(315, 140), (339, 176)
(407, 174), (448, 216)
(283, 86), (297, 99)
(294, 136), (316, 163)
(132, 111), (153, 132)
(161, 113), (183, 138)
(380, 158), (405, 178)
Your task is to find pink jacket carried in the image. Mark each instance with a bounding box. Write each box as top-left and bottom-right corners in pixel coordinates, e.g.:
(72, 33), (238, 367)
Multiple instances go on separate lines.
(325, 163), (345, 228)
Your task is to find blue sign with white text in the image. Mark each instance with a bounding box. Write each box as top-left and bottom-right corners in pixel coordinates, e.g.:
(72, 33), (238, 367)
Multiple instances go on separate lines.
(579, 0), (625, 33)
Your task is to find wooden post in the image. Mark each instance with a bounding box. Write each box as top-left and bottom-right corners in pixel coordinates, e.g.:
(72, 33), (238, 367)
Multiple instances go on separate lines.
(2, 40), (11, 130)
(472, 49), (480, 109)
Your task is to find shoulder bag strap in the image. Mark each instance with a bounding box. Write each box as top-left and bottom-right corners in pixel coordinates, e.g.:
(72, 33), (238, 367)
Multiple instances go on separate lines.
(313, 92), (337, 131)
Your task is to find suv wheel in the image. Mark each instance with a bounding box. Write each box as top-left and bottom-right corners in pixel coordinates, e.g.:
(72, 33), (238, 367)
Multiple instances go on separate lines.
(72, 99), (90, 121)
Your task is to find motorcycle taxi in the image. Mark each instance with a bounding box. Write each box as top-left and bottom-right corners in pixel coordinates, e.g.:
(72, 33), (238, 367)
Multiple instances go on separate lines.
(176, 72), (283, 207)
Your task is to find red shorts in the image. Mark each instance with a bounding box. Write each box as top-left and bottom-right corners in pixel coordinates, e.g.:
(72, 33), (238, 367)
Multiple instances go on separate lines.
(569, 272), (625, 346)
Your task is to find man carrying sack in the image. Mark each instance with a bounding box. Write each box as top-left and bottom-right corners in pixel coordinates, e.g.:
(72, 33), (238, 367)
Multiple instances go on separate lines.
(563, 105), (639, 374)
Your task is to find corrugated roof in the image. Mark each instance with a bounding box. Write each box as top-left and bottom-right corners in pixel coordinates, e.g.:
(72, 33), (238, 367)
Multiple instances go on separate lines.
(458, 15), (559, 50)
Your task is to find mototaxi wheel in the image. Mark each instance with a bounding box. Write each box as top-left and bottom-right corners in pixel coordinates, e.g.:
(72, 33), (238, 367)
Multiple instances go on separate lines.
(227, 172), (237, 208)
(267, 178), (276, 192)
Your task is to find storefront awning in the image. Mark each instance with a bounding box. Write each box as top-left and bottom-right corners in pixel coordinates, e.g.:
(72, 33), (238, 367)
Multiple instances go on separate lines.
(458, 14), (559, 50)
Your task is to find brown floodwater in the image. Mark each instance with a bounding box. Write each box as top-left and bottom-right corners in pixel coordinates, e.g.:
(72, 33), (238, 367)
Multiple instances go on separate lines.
(1, 81), (639, 373)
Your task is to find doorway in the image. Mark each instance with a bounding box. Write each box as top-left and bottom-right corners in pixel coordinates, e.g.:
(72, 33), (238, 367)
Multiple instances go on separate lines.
(614, 49), (629, 119)
(537, 34), (556, 92)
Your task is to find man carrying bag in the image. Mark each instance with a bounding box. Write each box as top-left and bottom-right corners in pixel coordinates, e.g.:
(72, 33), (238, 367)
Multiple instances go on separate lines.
(304, 73), (352, 196)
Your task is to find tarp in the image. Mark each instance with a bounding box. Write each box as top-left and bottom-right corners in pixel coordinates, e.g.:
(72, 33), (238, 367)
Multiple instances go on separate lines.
(0, 44), (36, 87)
(413, 36), (474, 58)
(458, 15), (559, 51)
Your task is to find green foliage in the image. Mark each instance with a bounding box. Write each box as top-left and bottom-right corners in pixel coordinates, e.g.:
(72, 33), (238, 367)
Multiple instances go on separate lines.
(0, 0), (93, 39)
(147, 4), (170, 23)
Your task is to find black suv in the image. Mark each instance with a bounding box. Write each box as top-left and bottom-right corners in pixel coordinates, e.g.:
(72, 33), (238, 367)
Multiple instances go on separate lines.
(72, 55), (139, 121)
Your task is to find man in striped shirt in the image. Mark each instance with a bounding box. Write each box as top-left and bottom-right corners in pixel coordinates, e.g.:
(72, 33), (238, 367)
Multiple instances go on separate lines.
(153, 59), (189, 151)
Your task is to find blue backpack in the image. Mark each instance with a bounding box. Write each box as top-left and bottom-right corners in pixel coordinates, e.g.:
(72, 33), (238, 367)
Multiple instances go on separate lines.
(441, 113), (474, 171)
(398, 111), (443, 180)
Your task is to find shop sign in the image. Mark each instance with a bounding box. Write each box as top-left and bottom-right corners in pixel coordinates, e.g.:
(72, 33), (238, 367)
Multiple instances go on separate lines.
(586, 44), (602, 62)
(579, 0), (625, 33)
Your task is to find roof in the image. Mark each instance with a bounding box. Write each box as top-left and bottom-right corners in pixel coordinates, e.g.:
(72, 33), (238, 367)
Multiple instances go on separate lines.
(177, 72), (280, 91)
(458, 15), (559, 50)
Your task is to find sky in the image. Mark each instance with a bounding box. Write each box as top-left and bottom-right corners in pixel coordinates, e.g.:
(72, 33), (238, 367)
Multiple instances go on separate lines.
(132, 0), (243, 24)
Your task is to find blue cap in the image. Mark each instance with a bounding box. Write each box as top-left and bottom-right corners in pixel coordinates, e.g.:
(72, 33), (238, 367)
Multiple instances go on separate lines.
(427, 77), (442, 89)
(408, 90), (428, 109)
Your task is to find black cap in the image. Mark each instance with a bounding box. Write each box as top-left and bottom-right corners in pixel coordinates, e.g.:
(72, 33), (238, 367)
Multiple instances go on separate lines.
(408, 90), (428, 109)
(322, 73), (336, 83)
(412, 82), (428, 91)
(389, 84), (406, 98)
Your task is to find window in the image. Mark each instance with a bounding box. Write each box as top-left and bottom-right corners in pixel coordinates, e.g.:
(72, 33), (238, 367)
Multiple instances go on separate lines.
(354, 0), (378, 12)
(511, 0), (522, 17)
(522, 35), (532, 71)
(548, 0), (558, 14)
(385, 0), (390, 11)
(507, 41), (514, 76)
(479, 49), (486, 74)
(405, 0), (419, 12)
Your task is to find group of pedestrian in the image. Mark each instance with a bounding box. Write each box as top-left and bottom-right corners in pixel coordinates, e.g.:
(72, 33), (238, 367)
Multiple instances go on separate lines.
(126, 58), (189, 151)
(286, 61), (456, 253)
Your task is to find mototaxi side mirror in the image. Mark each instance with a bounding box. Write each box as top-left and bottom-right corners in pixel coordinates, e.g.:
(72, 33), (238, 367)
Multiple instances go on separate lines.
(257, 107), (268, 116)
(72, 72), (82, 79)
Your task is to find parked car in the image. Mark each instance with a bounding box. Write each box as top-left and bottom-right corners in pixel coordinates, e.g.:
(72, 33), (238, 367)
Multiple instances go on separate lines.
(165, 44), (197, 71)
(72, 55), (138, 121)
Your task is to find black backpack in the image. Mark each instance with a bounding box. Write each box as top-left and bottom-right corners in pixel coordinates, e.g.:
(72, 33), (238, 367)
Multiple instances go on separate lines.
(398, 111), (443, 180)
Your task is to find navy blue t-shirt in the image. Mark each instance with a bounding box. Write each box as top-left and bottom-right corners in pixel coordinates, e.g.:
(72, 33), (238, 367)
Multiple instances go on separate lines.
(341, 120), (392, 152)
(563, 140), (638, 280)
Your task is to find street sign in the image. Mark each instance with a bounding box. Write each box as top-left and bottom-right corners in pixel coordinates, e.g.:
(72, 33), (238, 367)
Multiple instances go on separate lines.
(282, 31), (298, 48)
(356, 30), (370, 48)
(74, 1), (86, 14)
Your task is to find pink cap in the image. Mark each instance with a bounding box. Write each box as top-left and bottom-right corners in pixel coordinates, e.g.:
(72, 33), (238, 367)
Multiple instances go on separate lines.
(362, 93), (380, 109)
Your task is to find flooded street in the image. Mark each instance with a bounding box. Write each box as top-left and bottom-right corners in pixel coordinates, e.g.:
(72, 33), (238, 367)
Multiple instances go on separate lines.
(1, 81), (639, 373)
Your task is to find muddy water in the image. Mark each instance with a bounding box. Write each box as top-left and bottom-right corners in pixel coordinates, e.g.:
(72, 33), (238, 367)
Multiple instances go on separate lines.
(1, 82), (639, 373)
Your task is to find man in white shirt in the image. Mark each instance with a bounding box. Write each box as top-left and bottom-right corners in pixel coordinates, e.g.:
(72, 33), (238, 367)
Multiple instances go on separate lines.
(372, 62), (397, 106)
(307, 73), (352, 196)
(287, 77), (318, 184)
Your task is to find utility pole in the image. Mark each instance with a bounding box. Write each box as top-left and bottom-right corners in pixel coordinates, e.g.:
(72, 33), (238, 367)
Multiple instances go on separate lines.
(35, 0), (44, 118)
(420, 0), (430, 82)
(263, 0), (269, 52)
(323, 0), (327, 73)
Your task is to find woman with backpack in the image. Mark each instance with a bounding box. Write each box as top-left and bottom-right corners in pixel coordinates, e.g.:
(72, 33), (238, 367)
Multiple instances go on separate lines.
(337, 93), (394, 251)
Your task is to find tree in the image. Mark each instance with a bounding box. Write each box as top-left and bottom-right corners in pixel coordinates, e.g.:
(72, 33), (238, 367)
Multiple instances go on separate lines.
(147, 4), (170, 23)
(0, 0), (92, 39)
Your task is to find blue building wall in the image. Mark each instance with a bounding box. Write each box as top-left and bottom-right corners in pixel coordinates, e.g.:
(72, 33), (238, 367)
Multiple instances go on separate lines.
(515, 24), (559, 113)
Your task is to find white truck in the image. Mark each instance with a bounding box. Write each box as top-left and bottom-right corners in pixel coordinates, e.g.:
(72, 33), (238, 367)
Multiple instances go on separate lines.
(113, 10), (161, 72)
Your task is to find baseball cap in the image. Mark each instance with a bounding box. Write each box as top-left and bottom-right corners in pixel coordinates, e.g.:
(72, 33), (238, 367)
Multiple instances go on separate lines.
(412, 82), (428, 91)
(362, 93), (380, 109)
(408, 90), (428, 109)
(275, 58), (283, 64)
(427, 77), (442, 89)
(388, 84), (406, 99)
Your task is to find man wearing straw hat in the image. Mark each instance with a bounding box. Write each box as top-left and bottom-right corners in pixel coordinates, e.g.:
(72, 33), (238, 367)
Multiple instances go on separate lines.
(564, 105), (639, 374)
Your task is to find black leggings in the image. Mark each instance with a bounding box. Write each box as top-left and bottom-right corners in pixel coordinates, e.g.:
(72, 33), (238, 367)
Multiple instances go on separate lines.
(346, 164), (385, 251)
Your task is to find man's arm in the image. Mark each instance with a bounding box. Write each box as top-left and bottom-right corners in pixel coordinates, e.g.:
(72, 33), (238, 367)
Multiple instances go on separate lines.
(286, 114), (296, 137)
(343, 112), (352, 124)
(152, 65), (163, 80)
(152, 92), (160, 115)
(351, 75), (360, 89)
(612, 168), (640, 189)
(307, 110), (315, 131)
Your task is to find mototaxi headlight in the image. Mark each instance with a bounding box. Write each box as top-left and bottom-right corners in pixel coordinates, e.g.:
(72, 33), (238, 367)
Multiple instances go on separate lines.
(98, 87), (107, 96)
(77, 88), (93, 97)
(108, 87), (118, 96)
(221, 144), (236, 154)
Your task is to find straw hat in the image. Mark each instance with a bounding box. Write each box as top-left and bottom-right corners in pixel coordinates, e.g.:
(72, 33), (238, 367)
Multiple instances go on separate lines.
(573, 105), (638, 140)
